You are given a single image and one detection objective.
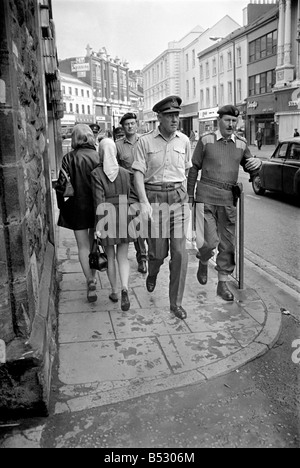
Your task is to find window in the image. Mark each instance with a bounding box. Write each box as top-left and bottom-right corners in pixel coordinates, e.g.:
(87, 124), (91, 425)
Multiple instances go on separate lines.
(70, 103), (73, 112)
(200, 90), (204, 109)
(82, 105), (85, 113)
(220, 84), (224, 106)
(75, 88), (78, 96)
(186, 53), (189, 71)
(228, 82), (232, 103)
(249, 70), (275, 96)
(193, 77), (196, 97)
(220, 55), (224, 73)
(236, 47), (242, 66)
(87, 105), (91, 114)
(192, 49), (195, 68)
(76, 104), (79, 113)
(212, 58), (216, 76)
(186, 80), (189, 99)
(237, 79), (242, 102)
(63, 102), (66, 111)
(206, 88), (210, 107)
(68, 87), (72, 95)
(273, 143), (288, 159)
(212, 86), (217, 107)
(228, 51), (232, 70)
(81, 89), (84, 97)
(249, 30), (277, 62)
(62, 85), (66, 94)
(289, 144), (300, 160)
(206, 61), (209, 79)
(87, 90), (90, 98)
(200, 64), (204, 81)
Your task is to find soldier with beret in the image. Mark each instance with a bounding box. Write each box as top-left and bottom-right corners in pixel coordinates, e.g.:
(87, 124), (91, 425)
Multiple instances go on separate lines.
(187, 104), (262, 301)
(89, 123), (101, 149)
(116, 112), (148, 274)
(132, 95), (192, 320)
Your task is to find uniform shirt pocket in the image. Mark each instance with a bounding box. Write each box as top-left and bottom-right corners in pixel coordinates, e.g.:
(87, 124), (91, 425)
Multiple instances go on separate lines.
(173, 146), (186, 168)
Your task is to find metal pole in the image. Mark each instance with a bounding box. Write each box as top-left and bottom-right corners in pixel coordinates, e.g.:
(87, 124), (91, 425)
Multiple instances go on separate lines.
(238, 191), (244, 289)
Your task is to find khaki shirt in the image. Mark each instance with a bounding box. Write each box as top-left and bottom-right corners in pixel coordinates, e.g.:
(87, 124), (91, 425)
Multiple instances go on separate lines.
(132, 128), (192, 184)
(116, 134), (140, 172)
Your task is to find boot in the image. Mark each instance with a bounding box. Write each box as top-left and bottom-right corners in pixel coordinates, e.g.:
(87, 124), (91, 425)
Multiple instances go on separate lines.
(217, 281), (234, 301)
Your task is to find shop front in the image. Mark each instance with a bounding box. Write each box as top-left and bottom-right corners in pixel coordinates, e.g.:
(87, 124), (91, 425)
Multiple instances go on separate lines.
(273, 86), (300, 141)
(246, 94), (276, 146)
(180, 102), (199, 137)
(198, 107), (219, 135)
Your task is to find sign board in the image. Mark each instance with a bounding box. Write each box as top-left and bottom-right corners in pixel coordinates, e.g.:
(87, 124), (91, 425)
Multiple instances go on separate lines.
(71, 62), (90, 73)
(77, 72), (86, 78)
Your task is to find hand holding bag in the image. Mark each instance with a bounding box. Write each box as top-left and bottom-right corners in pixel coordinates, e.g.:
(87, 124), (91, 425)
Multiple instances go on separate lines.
(89, 237), (108, 271)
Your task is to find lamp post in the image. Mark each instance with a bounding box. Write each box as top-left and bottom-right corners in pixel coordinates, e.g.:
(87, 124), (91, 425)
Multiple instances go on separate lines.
(210, 36), (236, 107)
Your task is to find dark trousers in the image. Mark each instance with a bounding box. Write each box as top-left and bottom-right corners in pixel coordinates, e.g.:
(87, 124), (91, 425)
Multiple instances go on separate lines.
(134, 237), (147, 263)
(198, 204), (236, 276)
(146, 186), (190, 307)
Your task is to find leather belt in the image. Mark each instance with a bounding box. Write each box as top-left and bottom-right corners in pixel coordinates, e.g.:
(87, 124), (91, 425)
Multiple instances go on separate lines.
(145, 182), (183, 192)
(201, 177), (235, 191)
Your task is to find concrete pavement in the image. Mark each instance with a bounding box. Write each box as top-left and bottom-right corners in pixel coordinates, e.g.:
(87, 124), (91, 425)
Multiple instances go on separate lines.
(51, 217), (281, 416)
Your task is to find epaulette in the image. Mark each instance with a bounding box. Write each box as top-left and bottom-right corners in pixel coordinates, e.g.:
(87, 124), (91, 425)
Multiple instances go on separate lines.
(236, 133), (247, 144)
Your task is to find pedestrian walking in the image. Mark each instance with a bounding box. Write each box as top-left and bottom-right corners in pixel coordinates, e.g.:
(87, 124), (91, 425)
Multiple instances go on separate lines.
(187, 105), (262, 301)
(132, 95), (192, 320)
(116, 112), (148, 275)
(91, 138), (133, 311)
(255, 127), (263, 150)
(89, 123), (101, 150)
(293, 129), (300, 137)
(114, 126), (125, 141)
(55, 124), (100, 303)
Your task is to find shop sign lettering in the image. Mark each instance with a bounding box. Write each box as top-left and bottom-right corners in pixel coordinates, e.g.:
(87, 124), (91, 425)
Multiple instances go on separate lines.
(248, 101), (258, 109)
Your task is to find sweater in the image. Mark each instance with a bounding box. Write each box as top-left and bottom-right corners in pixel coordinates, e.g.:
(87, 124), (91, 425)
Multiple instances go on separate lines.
(187, 132), (255, 206)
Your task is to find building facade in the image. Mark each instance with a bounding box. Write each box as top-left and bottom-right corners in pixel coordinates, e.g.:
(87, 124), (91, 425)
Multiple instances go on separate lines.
(273, 0), (300, 141)
(59, 46), (131, 133)
(181, 16), (241, 137)
(60, 72), (94, 128)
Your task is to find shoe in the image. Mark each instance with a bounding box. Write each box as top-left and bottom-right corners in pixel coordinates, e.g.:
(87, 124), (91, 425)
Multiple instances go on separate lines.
(87, 279), (97, 303)
(138, 260), (147, 274)
(121, 289), (130, 311)
(217, 281), (234, 301)
(170, 305), (187, 320)
(197, 261), (208, 285)
(146, 275), (157, 293)
(109, 292), (118, 303)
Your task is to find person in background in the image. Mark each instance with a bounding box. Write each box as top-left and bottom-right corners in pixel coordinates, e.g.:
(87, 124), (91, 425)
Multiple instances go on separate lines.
(91, 138), (133, 311)
(255, 127), (263, 150)
(114, 126), (125, 141)
(133, 96), (192, 320)
(89, 123), (101, 150)
(194, 130), (199, 141)
(293, 129), (300, 137)
(187, 105), (262, 302)
(56, 124), (100, 303)
(116, 112), (148, 274)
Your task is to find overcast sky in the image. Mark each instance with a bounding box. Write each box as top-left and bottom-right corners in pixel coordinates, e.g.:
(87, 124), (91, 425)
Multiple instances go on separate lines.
(52, 0), (250, 70)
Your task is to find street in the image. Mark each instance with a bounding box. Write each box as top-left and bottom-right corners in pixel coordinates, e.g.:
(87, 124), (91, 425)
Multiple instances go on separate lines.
(0, 147), (299, 449)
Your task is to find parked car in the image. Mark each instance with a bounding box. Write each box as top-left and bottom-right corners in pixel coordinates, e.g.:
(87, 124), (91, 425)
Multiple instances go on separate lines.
(252, 137), (300, 198)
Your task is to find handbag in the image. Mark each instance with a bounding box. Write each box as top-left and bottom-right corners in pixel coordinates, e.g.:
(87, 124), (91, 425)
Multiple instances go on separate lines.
(89, 238), (108, 271)
(60, 168), (74, 197)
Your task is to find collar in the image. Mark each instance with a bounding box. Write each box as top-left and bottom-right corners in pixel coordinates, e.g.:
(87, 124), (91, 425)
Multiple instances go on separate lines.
(154, 127), (180, 140)
(215, 130), (236, 143)
(123, 134), (140, 144)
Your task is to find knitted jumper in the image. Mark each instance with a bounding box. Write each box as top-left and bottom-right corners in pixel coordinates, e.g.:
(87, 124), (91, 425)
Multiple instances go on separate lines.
(187, 132), (254, 206)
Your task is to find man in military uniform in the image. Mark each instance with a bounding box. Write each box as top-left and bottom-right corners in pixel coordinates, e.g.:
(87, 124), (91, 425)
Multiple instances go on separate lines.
(89, 123), (101, 149)
(116, 112), (148, 274)
(187, 105), (262, 301)
(132, 96), (192, 320)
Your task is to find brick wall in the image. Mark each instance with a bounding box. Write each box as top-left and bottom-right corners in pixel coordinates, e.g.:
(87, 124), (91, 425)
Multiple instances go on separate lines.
(0, 0), (58, 415)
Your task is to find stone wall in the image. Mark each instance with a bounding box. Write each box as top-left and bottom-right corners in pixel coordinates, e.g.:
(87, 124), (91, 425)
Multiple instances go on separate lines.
(0, 0), (58, 415)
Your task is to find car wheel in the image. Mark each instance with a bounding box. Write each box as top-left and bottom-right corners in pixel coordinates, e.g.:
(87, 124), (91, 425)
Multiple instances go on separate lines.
(252, 175), (265, 195)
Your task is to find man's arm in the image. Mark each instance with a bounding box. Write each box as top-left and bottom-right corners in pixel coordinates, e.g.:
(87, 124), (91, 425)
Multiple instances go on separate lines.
(187, 139), (204, 201)
(134, 170), (153, 220)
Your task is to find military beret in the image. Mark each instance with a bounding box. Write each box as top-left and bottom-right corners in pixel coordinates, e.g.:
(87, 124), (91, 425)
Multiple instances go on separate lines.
(152, 95), (182, 114)
(217, 105), (239, 118)
(114, 126), (125, 135)
(89, 123), (101, 133)
(120, 113), (137, 125)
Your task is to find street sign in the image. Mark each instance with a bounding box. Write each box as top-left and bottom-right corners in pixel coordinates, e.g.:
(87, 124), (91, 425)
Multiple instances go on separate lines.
(71, 62), (90, 72)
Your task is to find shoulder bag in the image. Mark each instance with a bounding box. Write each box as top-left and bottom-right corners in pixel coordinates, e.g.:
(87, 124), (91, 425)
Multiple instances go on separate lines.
(89, 237), (108, 271)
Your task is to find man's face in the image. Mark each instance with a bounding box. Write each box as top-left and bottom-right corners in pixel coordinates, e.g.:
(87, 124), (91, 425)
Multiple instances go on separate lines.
(122, 119), (137, 137)
(158, 112), (180, 135)
(218, 115), (237, 138)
